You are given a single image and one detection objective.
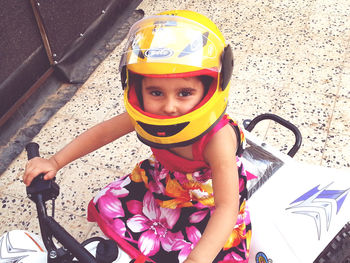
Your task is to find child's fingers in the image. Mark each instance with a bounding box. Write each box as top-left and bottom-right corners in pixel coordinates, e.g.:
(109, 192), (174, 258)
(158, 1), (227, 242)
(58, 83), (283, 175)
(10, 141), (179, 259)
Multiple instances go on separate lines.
(23, 160), (44, 186)
(24, 158), (39, 176)
(23, 172), (32, 186)
(44, 171), (56, 181)
(23, 158), (57, 186)
(23, 167), (41, 186)
(23, 162), (35, 186)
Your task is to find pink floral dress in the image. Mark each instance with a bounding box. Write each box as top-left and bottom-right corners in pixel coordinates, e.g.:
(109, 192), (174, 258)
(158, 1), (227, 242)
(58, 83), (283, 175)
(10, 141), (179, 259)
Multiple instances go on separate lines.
(87, 115), (251, 263)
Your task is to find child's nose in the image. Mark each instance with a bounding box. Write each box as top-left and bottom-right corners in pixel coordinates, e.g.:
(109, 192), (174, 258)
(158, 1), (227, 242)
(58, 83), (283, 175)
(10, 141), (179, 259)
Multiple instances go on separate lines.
(163, 98), (178, 115)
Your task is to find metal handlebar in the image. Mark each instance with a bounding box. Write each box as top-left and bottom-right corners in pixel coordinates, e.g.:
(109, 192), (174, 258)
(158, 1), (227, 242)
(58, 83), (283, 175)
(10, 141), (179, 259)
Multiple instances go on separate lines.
(25, 143), (98, 263)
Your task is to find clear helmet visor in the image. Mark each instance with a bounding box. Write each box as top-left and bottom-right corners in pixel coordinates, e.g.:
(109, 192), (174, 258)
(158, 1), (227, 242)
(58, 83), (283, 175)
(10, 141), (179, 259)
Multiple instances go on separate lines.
(119, 15), (225, 73)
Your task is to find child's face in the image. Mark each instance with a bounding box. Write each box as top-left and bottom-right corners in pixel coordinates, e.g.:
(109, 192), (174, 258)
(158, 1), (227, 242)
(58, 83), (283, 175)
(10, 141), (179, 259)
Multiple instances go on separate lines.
(141, 77), (205, 117)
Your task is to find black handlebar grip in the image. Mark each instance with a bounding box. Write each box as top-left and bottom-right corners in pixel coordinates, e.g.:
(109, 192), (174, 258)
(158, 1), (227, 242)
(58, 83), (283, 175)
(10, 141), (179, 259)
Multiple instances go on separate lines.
(245, 113), (302, 157)
(26, 142), (40, 160)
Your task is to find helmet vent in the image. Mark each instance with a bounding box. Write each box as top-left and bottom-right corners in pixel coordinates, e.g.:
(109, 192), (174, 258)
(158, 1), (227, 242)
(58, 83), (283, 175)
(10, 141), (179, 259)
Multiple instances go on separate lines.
(137, 121), (190, 137)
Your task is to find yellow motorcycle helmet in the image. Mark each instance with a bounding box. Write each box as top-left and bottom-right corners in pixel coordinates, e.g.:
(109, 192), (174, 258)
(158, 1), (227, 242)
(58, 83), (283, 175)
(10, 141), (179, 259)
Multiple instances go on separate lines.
(120, 10), (234, 148)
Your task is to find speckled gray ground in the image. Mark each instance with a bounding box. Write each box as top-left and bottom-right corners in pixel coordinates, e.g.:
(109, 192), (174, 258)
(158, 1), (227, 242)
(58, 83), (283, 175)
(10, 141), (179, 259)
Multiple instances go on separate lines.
(1, 0), (349, 248)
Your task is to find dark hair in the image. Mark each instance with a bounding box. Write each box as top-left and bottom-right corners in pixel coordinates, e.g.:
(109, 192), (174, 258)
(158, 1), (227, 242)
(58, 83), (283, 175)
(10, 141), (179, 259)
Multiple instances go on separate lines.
(129, 72), (144, 109)
(198, 75), (213, 95)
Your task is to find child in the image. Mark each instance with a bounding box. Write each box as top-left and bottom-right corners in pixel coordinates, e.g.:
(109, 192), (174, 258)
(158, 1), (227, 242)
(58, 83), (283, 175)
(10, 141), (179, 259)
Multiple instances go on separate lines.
(23, 10), (251, 263)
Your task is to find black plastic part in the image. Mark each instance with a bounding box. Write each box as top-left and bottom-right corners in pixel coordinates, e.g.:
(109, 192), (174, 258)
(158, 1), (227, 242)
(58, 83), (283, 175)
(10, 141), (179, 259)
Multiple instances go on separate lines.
(244, 113), (302, 157)
(25, 142), (40, 159)
(120, 65), (127, 89)
(220, 44), (234, 90)
(26, 176), (60, 203)
(96, 239), (119, 263)
(25, 143), (60, 257)
(44, 216), (98, 263)
(35, 194), (57, 256)
(25, 143), (60, 203)
(24, 142), (97, 262)
(137, 121), (190, 137)
(81, 236), (106, 247)
(242, 119), (251, 130)
(314, 223), (350, 263)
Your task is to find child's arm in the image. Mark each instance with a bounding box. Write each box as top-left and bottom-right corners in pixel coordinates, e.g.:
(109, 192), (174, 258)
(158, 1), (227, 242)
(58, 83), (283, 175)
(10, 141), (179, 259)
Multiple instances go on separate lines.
(23, 112), (134, 186)
(185, 125), (240, 263)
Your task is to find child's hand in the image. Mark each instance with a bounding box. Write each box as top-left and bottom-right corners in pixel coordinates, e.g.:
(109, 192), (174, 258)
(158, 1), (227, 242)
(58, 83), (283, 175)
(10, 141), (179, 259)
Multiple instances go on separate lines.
(23, 157), (59, 186)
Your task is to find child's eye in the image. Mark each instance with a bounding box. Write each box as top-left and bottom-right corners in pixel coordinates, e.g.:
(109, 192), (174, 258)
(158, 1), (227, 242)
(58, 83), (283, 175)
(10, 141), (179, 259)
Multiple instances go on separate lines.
(179, 90), (192, 97)
(150, 90), (162, 96)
